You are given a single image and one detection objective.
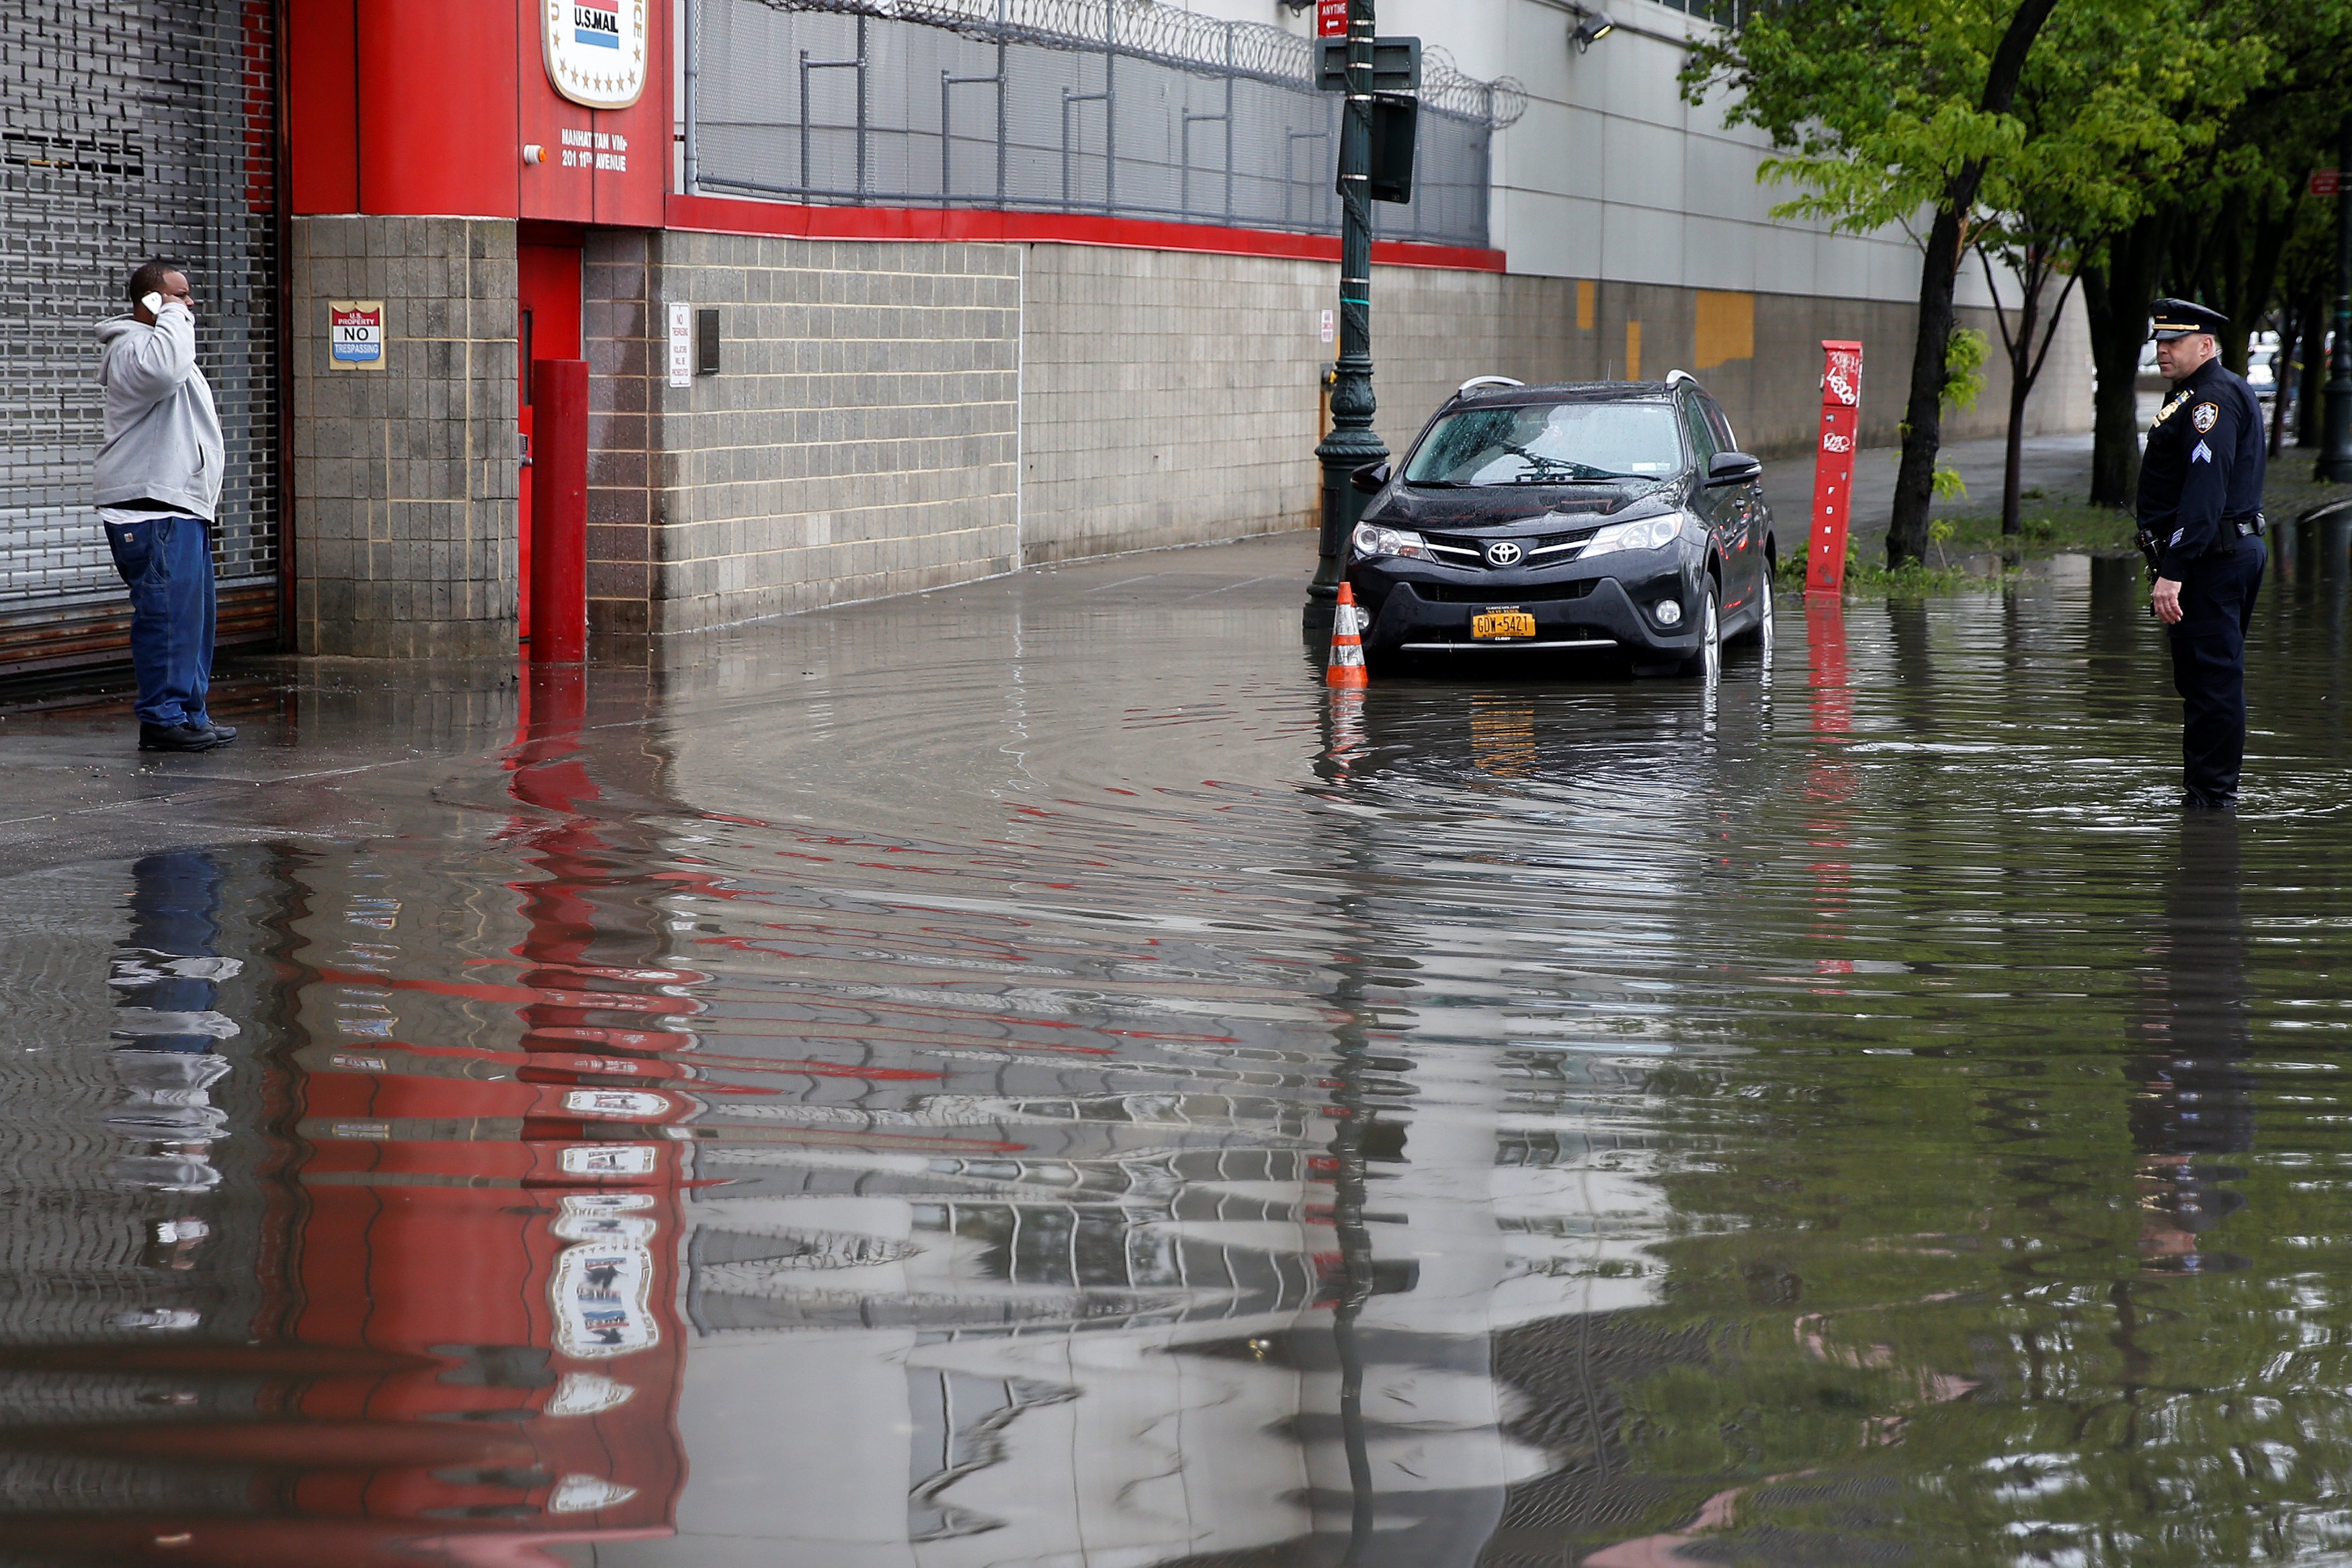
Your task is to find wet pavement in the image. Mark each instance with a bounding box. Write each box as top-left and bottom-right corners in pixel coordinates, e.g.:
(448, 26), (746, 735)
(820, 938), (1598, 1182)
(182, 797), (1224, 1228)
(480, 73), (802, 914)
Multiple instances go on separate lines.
(7, 521), (2352, 1565)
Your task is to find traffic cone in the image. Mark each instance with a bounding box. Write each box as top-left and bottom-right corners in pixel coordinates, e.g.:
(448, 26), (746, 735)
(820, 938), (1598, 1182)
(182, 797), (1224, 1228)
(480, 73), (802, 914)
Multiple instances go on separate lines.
(1327, 582), (1370, 689)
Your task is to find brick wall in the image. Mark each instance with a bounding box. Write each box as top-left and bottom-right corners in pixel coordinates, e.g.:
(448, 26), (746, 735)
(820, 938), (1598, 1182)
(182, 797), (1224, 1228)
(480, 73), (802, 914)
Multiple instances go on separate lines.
(585, 232), (1022, 636)
(1019, 249), (1324, 565)
(288, 216), (517, 657)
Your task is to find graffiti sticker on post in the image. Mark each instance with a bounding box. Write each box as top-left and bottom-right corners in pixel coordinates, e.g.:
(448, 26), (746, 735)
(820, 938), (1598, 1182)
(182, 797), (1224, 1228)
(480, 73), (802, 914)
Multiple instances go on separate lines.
(1807, 340), (1863, 593)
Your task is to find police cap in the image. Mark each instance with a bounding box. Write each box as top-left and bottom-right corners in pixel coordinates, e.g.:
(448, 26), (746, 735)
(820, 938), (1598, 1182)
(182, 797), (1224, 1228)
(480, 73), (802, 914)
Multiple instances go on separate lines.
(2148, 297), (2228, 341)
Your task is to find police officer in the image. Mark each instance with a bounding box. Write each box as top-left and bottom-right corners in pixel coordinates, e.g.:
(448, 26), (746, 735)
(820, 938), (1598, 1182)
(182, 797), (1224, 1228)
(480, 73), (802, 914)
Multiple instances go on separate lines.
(2136, 298), (2266, 809)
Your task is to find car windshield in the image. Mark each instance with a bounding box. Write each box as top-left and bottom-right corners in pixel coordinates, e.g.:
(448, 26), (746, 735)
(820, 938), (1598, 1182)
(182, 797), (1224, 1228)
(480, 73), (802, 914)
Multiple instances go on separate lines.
(1402, 400), (1684, 486)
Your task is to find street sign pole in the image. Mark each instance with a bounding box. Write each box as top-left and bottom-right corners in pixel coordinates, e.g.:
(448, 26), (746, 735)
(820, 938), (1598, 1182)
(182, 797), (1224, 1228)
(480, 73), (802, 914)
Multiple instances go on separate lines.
(2321, 114), (2352, 482)
(1308, 0), (1388, 606)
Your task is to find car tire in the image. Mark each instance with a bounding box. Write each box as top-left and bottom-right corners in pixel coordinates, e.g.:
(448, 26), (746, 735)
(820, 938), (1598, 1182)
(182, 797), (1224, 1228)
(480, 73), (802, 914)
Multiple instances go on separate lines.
(1677, 580), (1722, 681)
(1734, 572), (1774, 657)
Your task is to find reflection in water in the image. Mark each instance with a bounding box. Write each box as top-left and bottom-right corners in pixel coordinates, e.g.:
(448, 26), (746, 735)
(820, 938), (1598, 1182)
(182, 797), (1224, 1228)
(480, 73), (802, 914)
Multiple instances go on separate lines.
(2131, 816), (2254, 1272)
(109, 853), (237, 1203)
(5, 541), (2352, 1564)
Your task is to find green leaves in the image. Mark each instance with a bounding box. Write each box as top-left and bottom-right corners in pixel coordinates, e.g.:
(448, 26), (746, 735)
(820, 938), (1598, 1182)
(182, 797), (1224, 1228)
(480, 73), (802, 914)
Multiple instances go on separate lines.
(1683, 0), (2262, 259)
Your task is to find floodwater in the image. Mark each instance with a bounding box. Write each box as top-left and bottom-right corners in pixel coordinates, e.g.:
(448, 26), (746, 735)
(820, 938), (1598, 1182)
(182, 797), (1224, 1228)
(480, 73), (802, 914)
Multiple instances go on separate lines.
(7, 524), (2352, 1568)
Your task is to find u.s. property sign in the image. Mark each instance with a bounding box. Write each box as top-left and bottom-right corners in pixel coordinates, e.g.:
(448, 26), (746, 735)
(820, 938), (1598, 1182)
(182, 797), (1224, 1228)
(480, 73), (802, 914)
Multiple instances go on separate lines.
(542, 0), (646, 109)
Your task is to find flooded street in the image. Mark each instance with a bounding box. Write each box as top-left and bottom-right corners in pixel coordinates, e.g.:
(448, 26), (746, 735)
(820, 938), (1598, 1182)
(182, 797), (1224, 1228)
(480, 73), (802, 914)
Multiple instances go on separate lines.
(9, 523), (2352, 1567)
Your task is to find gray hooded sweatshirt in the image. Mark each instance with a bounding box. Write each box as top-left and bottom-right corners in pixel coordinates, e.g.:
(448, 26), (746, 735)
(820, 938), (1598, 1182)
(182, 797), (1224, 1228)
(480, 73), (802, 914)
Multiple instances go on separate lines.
(94, 302), (223, 521)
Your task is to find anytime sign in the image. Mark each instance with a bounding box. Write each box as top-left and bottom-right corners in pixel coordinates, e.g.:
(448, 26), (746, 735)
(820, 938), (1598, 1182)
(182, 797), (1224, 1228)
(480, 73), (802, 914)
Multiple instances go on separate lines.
(542, 0), (647, 109)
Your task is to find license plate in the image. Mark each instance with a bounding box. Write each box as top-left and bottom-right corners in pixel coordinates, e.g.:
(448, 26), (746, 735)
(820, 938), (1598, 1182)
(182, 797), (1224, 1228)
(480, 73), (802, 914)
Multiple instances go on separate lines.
(1472, 610), (1536, 640)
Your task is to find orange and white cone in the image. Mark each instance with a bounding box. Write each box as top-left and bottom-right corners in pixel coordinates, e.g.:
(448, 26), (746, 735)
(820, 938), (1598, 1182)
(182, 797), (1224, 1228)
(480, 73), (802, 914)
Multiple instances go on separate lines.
(1327, 582), (1370, 689)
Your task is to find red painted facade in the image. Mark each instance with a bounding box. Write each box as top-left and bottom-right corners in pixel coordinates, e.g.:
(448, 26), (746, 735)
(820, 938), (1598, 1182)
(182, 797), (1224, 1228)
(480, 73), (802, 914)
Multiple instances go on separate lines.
(288, 0), (667, 226)
(665, 191), (1509, 273)
(282, 1), (1505, 273)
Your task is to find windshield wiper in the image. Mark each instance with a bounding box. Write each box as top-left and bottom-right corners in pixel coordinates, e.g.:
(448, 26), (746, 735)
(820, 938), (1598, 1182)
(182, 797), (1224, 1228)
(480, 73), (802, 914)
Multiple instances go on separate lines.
(1497, 468), (1623, 484)
(1494, 443), (1636, 484)
(1498, 441), (1578, 476)
(1404, 478), (1469, 488)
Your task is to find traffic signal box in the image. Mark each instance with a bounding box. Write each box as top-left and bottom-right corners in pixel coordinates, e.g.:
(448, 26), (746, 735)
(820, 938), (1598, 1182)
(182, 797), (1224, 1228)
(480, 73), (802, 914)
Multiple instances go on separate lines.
(1318, 36), (1421, 204)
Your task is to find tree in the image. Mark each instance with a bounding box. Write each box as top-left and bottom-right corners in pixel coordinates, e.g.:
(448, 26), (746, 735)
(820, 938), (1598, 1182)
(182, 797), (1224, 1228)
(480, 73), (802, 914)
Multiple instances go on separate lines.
(1974, 244), (2074, 536)
(1971, 0), (2248, 533)
(2080, 0), (2352, 503)
(1685, 0), (2064, 568)
(2277, 198), (2341, 450)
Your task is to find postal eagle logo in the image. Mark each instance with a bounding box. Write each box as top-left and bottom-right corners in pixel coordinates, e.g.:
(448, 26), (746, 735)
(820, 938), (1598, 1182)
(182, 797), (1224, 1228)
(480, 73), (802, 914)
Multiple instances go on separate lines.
(544, 0), (646, 110)
(2191, 402), (2219, 434)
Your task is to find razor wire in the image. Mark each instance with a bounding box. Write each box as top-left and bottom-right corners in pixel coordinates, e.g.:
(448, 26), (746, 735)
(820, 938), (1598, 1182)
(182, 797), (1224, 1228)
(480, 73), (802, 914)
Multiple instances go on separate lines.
(691, 0), (1524, 250)
(757, 0), (1527, 122)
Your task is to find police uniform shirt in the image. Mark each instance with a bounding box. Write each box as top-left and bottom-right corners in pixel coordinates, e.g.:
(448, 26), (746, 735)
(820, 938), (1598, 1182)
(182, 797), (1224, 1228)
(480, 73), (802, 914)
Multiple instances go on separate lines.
(2136, 355), (2265, 579)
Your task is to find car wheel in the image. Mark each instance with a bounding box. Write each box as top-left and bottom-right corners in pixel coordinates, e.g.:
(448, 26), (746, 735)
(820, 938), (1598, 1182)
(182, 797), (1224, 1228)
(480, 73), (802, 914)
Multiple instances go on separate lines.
(1678, 581), (1721, 681)
(1737, 572), (1775, 658)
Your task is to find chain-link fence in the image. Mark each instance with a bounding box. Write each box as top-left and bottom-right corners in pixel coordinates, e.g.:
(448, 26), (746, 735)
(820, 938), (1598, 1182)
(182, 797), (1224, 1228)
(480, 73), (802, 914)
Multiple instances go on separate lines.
(0, 0), (278, 614)
(688, 0), (1525, 251)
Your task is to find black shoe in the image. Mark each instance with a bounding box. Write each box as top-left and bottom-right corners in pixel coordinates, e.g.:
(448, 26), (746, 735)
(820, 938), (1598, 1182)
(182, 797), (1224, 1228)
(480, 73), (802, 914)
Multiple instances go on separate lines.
(139, 722), (225, 753)
(2181, 791), (2238, 812)
(194, 720), (237, 743)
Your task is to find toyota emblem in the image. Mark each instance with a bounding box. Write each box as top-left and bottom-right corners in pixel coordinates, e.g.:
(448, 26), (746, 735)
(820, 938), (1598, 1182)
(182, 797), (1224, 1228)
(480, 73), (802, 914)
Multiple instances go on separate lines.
(1485, 540), (1524, 567)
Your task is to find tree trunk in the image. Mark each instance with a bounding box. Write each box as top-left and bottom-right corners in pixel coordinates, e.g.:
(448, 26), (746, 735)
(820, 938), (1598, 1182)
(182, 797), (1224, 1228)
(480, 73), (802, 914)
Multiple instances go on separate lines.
(1882, 0), (2062, 565)
(2299, 286), (2328, 447)
(1999, 276), (2043, 537)
(2083, 212), (2173, 507)
(2001, 367), (2031, 536)
(2271, 302), (2297, 458)
(1888, 202), (1968, 566)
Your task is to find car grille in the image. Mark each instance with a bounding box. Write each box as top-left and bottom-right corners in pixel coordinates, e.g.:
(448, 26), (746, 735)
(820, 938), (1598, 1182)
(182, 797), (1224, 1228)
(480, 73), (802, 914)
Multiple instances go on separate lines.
(1423, 529), (1597, 567)
(1411, 580), (1599, 604)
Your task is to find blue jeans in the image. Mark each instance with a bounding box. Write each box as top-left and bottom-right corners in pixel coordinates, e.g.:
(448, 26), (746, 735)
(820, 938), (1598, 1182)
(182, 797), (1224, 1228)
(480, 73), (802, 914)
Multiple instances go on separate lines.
(102, 513), (215, 728)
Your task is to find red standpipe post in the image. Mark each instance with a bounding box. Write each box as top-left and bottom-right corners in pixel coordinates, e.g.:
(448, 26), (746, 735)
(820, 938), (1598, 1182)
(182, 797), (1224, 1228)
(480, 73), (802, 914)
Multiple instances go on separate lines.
(1806, 340), (1863, 594)
(529, 358), (589, 664)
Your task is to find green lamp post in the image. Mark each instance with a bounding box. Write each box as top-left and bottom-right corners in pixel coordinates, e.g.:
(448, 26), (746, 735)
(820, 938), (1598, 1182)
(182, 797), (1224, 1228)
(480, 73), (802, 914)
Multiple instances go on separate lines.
(1308, 0), (1387, 606)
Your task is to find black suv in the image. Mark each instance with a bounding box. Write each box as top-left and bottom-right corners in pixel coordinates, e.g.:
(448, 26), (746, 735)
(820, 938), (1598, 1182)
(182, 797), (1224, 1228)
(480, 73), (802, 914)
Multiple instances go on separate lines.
(1343, 374), (1777, 677)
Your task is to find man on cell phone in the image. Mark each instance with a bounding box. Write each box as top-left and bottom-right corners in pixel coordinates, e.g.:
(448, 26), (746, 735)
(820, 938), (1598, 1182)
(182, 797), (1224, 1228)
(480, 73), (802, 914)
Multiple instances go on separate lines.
(93, 258), (237, 752)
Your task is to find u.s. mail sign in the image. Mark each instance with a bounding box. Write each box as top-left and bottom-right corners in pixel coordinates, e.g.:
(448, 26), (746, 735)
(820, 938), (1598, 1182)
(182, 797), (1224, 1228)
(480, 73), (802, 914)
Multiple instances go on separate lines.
(543, 0), (646, 109)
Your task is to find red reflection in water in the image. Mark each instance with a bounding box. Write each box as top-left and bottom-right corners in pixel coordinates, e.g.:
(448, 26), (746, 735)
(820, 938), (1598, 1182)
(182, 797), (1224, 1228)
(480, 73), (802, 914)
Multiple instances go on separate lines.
(17, 669), (692, 1566)
(1804, 597), (1859, 989)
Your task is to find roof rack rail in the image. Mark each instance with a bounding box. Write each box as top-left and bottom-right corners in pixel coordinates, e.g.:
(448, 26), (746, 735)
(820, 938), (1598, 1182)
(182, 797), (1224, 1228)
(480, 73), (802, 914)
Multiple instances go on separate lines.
(1666, 369), (1699, 390)
(1456, 375), (1525, 395)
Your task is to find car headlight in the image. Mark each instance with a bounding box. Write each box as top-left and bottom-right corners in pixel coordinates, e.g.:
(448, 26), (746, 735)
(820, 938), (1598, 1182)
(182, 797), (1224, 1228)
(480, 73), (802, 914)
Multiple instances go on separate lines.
(1581, 514), (1688, 560)
(1351, 522), (1433, 561)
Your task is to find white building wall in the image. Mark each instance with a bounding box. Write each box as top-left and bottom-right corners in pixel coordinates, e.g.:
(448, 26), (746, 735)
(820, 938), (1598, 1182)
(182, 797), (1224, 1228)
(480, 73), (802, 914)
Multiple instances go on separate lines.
(1160, 0), (2010, 312)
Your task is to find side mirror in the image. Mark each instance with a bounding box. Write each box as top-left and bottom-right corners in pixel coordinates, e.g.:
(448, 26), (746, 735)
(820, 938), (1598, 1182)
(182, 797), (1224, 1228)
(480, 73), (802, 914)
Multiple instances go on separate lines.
(1351, 461), (1393, 496)
(1706, 451), (1763, 488)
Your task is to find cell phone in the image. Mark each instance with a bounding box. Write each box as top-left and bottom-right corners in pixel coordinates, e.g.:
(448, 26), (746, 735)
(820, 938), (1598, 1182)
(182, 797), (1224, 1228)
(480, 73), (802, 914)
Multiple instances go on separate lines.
(141, 292), (164, 316)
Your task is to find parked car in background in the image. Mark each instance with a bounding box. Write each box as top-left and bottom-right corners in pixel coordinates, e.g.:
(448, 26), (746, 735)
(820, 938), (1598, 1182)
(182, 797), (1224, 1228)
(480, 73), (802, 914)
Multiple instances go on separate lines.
(2248, 331), (2280, 402)
(2140, 331), (2281, 402)
(1343, 374), (1777, 680)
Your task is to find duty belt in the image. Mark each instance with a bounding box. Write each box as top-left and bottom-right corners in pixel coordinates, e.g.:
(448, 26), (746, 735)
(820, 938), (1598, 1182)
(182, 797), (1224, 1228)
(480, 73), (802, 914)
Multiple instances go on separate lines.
(2230, 513), (2265, 538)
